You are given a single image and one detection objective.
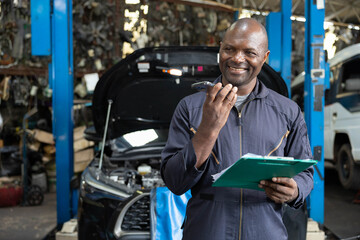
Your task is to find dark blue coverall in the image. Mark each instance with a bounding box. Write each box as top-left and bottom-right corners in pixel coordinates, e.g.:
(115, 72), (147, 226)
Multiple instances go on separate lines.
(161, 77), (314, 240)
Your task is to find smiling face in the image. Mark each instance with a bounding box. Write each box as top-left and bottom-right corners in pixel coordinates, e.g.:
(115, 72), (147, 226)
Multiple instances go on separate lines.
(219, 19), (270, 95)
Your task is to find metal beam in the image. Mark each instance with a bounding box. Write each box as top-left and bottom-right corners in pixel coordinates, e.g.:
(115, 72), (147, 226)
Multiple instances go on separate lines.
(325, 5), (351, 21)
(266, 12), (282, 72)
(326, 0), (350, 7)
(304, 0), (327, 224)
(152, 0), (234, 12)
(327, 1), (342, 22)
(292, 0), (301, 14)
(281, 0), (292, 97)
(242, 0), (246, 7)
(342, 13), (350, 23)
(353, 1), (360, 8)
(259, 0), (268, 10)
(274, 0), (281, 12)
(266, 0), (292, 96)
(31, 0), (51, 56)
(52, 0), (74, 224)
(352, 8), (360, 23)
(248, 0), (257, 9)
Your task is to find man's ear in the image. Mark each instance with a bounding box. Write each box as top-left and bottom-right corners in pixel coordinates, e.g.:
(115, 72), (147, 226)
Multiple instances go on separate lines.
(263, 50), (270, 63)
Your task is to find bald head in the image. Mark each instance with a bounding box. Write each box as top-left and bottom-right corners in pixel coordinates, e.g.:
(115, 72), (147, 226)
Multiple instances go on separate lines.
(224, 18), (268, 53)
(219, 18), (270, 95)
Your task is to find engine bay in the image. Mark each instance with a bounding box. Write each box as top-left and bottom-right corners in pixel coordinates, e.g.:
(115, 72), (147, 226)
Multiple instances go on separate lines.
(97, 155), (165, 191)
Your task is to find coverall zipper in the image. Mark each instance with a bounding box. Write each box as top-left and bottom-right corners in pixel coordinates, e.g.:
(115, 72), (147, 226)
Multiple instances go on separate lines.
(237, 98), (254, 240)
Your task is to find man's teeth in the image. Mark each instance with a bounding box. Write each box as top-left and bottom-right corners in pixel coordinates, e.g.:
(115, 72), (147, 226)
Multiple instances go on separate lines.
(229, 66), (245, 71)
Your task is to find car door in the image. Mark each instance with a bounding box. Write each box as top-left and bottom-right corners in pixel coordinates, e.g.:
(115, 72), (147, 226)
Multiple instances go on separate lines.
(324, 67), (338, 160)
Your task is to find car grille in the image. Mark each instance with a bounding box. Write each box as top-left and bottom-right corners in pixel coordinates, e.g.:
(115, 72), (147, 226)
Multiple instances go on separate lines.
(121, 195), (150, 231)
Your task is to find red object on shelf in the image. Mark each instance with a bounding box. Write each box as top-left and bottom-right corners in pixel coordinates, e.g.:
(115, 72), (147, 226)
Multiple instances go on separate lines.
(0, 185), (23, 207)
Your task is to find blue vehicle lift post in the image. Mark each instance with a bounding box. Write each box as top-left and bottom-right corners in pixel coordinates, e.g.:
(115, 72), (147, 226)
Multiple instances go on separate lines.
(266, 0), (326, 224)
(304, 0), (327, 224)
(31, 0), (75, 225)
(266, 0), (292, 98)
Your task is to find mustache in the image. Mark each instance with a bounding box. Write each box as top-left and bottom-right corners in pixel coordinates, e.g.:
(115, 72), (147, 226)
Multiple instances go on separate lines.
(227, 63), (249, 69)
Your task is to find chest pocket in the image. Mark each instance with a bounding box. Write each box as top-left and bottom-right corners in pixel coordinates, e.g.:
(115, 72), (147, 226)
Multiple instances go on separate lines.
(266, 130), (290, 156)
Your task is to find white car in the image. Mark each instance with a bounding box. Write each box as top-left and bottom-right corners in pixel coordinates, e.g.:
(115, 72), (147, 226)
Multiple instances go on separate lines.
(292, 43), (360, 189)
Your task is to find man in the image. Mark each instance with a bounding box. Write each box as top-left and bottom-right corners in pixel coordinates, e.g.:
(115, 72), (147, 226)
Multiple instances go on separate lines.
(161, 18), (314, 239)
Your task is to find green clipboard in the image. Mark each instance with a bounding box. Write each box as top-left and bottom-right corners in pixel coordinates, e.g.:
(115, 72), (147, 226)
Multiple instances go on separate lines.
(212, 154), (317, 190)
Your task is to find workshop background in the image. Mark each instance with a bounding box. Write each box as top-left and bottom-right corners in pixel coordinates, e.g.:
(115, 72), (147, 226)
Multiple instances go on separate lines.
(0, 0), (360, 240)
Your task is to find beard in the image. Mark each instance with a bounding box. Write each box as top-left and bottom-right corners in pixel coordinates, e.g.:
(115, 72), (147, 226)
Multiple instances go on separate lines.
(222, 67), (256, 88)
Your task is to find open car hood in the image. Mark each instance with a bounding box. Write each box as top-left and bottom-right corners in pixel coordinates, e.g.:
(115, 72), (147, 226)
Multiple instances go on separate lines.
(92, 46), (288, 140)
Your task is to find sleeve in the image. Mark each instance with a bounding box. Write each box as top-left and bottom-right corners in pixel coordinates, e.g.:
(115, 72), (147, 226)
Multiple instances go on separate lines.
(285, 107), (314, 209)
(160, 99), (209, 195)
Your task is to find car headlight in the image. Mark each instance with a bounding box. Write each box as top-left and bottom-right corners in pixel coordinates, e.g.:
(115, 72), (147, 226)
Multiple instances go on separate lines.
(81, 166), (131, 201)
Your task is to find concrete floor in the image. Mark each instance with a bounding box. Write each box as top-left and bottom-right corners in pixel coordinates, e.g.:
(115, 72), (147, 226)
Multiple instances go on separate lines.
(0, 166), (359, 240)
(0, 192), (57, 240)
(324, 167), (360, 239)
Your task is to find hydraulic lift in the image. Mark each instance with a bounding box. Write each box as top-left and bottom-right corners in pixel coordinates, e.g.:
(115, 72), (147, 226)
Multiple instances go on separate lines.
(303, 0), (328, 225)
(31, 0), (75, 224)
(267, 0), (327, 224)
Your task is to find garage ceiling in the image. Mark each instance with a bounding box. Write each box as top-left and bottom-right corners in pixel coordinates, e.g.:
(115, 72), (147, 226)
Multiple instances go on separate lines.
(239, 0), (360, 26)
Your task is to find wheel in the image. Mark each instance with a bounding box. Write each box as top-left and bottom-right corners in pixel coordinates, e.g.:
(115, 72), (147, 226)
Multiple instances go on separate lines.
(27, 185), (44, 206)
(336, 144), (360, 189)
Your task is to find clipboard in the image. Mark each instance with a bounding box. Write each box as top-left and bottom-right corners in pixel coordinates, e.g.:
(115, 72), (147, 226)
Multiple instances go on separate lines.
(212, 153), (317, 190)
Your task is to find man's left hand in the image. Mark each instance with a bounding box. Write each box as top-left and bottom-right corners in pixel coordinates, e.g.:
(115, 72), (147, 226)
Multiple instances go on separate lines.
(258, 177), (298, 204)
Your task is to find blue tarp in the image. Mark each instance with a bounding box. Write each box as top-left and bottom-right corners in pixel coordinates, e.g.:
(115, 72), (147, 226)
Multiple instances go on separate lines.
(150, 187), (191, 240)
